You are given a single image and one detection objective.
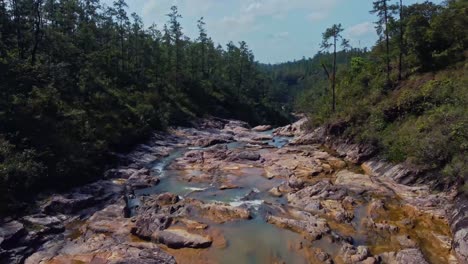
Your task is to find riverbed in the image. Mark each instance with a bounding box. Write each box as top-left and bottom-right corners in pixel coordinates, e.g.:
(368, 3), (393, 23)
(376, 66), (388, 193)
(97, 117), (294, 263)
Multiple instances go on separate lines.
(2, 117), (460, 264)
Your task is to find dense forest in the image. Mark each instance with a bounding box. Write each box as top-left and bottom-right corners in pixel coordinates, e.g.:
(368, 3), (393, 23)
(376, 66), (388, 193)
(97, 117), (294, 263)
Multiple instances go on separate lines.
(0, 0), (467, 215)
(0, 0), (290, 214)
(264, 0), (467, 191)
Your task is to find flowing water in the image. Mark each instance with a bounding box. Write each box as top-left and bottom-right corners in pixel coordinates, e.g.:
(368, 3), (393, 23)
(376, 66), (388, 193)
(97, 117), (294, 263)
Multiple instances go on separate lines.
(130, 131), (454, 264)
(130, 134), (318, 264)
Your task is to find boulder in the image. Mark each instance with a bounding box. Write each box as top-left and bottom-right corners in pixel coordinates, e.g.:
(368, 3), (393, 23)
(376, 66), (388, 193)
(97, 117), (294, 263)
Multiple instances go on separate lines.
(191, 201), (251, 223)
(335, 170), (393, 196)
(450, 195), (468, 263)
(132, 214), (173, 240)
(152, 229), (212, 249)
(340, 243), (370, 263)
(22, 214), (65, 227)
(252, 125), (272, 132)
(42, 193), (95, 214)
(268, 186), (283, 197)
(230, 151), (261, 161)
(266, 214), (329, 241)
(0, 221), (26, 248)
(196, 137), (230, 148)
(379, 248), (429, 264)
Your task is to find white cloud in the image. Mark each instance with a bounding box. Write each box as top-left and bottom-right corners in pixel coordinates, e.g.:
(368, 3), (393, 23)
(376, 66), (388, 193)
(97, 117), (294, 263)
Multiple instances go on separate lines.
(211, 0), (340, 42)
(346, 22), (375, 38)
(241, 0), (338, 19)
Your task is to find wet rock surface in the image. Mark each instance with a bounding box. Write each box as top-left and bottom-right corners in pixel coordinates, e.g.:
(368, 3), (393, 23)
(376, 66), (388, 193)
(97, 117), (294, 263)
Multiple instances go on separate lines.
(0, 116), (461, 264)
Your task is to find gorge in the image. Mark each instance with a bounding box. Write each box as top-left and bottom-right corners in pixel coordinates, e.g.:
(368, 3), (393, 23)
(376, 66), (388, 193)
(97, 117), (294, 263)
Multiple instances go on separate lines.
(1, 117), (466, 264)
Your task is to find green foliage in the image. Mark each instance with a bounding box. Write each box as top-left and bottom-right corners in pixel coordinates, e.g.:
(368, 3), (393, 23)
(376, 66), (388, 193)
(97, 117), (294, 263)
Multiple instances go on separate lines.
(0, 0), (289, 214)
(280, 1), (467, 191)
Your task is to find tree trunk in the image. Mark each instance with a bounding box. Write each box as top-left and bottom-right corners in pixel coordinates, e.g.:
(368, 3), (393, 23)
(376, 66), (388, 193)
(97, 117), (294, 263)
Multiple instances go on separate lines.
(384, 0), (391, 86)
(31, 0), (43, 66)
(332, 35), (337, 113)
(398, 0), (403, 81)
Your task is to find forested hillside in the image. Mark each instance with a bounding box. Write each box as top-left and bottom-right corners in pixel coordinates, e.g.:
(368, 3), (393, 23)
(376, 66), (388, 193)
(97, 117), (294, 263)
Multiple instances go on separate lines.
(0, 0), (466, 215)
(0, 0), (289, 213)
(265, 0), (467, 191)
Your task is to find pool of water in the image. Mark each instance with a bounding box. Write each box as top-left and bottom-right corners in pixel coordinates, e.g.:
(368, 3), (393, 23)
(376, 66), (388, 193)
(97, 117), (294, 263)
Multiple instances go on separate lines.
(128, 130), (455, 264)
(209, 214), (310, 264)
(131, 135), (317, 263)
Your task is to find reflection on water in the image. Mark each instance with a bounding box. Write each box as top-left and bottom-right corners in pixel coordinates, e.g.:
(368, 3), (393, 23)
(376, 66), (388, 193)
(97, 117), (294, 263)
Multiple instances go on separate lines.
(210, 215), (310, 264)
(132, 135), (316, 264)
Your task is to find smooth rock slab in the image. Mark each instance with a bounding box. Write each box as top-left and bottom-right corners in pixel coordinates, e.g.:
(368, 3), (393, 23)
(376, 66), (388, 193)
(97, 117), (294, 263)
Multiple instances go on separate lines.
(42, 193), (95, 214)
(335, 170), (393, 196)
(0, 221), (26, 248)
(252, 125), (272, 132)
(152, 229), (212, 249)
(266, 214), (329, 241)
(379, 248), (429, 264)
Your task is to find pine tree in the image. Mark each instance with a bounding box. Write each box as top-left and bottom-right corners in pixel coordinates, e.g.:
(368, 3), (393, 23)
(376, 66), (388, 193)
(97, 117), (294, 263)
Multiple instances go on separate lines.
(320, 24), (348, 113)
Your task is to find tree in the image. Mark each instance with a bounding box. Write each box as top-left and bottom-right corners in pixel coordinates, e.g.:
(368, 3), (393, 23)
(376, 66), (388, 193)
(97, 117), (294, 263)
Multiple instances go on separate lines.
(113, 0), (129, 71)
(320, 24), (348, 112)
(31, 0), (44, 65)
(197, 17), (207, 78)
(371, 0), (391, 86)
(398, 0), (404, 80)
(167, 5), (183, 90)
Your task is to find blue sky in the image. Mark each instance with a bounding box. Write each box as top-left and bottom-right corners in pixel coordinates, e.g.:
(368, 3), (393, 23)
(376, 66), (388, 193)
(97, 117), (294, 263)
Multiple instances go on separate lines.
(102, 0), (443, 64)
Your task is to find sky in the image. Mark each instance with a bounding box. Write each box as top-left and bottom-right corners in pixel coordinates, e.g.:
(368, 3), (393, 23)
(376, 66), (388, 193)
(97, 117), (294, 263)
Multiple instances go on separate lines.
(102, 0), (443, 64)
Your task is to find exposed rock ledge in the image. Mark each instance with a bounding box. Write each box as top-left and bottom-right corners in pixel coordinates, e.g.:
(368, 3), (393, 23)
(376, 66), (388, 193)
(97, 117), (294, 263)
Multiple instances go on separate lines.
(284, 116), (467, 263)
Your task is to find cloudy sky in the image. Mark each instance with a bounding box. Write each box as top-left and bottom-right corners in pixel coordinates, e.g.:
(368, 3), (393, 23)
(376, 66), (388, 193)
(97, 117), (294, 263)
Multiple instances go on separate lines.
(102, 0), (443, 64)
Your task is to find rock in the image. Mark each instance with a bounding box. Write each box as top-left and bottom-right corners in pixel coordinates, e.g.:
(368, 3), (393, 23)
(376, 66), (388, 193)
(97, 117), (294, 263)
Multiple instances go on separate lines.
(379, 248), (429, 264)
(109, 246), (176, 264)
(154, 193), (180, 206)
(0, 221), (26, 248)
(288, 174), (305, 189)
(266, 214), (329, 241)
(192, 201), (251, 223)
(22, 214), (65, 227)
(287, 181), (346, 212)
(321, 200), (354, 223)
(289, 133), (318, 145)
(132, 214), (173, 240)
(196, 137), (230, 147)
(152, 229), (212, 249)
(268, 186), (283, 197)
(432, 232), (452, 249)
(340, 244), (370, 263)
(327, 158), (347, 170)
(396, 235), (417, 248)
(127, 169), (159, 189)
(330, 141), (377, 164)
(230, 151), (261, 161)
(252, 125), (272, 132)
(361, 257), (378, 264)
(273, 117), (308, 137)
(361, 159), (422, 185)
(87, 204), (131, 235)
(363, 218), (399, 232)
(450, 195), (468, 263)
(265, 166), (291, 179)
(42, 193), (95, 214)
(219, 184), (239, 190)
(335, 170), (393, 196)
(179, 219), (208, 230)
(367, 199), (386, 219)
(253, 134), (273, 141)
(34, 242), (177, 264)
(312, 248), (333, 263)
(105, 168), (138, 179)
